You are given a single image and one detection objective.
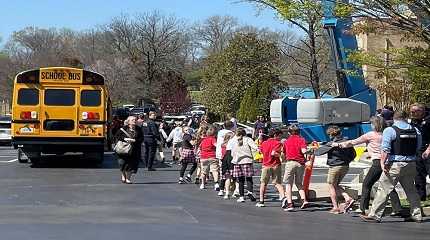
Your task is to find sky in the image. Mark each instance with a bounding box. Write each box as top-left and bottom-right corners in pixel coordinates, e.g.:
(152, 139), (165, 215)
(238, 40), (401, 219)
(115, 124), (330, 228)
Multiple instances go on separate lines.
(0, 0), (295, 45)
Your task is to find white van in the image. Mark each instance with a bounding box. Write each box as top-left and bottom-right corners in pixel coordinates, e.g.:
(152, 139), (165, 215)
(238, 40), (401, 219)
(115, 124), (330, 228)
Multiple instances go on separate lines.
(0, 115), (12, 145)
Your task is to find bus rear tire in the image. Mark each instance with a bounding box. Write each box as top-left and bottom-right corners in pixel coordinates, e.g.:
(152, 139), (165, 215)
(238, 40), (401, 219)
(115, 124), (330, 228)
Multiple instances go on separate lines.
(27, 152), (41, 166)
(84, 152), (104, 165)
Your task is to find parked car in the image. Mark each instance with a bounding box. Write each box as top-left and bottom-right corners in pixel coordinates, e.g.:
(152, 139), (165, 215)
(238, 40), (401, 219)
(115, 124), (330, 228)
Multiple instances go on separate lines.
(130, 107), (145, 116)
(0, 115), (12, 145)
(189, 105), (206, 115)
(112, 107), (130, 121)
(163, 115), (187, 126)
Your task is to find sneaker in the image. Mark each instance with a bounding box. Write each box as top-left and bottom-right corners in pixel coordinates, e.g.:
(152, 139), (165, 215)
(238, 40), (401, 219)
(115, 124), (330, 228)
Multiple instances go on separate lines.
(218, 190), (224, 196)
(281, 197), (288, 209)
(284, 203), (294, 212)
(214, 183), (220, 191)
(390, 211), (402, 217)
(300, 202), (310, 209)
(355, 208), (365, 214)
(359, 214), (381, 223)
(199, 184), (206, 190)
(237, 197), (245, 203)
(232, 191), (240, 198)
(246, 191), (257, 202)
(185, 175), (192, 182)
(256, 202), (265, 207)
(343, 199), (355, 212)
(178, 178), (186, 184)
(223, 194), (230, 200)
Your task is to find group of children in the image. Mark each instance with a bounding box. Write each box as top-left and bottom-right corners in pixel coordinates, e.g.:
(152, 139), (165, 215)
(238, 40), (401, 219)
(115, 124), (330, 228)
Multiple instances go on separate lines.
(173, 120), (358, 213)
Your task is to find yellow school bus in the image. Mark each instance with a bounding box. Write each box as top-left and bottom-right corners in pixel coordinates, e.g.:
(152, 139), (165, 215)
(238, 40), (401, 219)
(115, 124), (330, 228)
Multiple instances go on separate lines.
(11, 67), (112, 164)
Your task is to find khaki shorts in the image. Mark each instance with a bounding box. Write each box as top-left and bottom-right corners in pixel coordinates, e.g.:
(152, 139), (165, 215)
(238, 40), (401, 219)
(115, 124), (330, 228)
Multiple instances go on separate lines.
(261, 165), (282, 185)
(283, 161), (305, 189)
(201, 158), (219, 176)
(327, 166), (349, 185)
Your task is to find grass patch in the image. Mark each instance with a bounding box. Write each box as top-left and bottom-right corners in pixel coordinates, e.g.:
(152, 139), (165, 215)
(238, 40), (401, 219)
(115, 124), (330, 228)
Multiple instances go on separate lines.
(400, 196), (430, 208)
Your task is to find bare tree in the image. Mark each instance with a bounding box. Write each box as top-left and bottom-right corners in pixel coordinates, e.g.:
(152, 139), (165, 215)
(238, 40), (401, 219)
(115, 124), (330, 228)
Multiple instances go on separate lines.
(192, 15), (239, 56)
(89, 58), (139, 104)
(242, 0), (329, 98)
(105, 12), (189, 99)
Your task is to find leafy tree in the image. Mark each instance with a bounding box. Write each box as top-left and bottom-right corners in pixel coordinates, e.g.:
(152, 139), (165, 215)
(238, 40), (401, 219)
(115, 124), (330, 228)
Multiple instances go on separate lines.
(237, 80), (272, 122)
(201, 32), (281, 117)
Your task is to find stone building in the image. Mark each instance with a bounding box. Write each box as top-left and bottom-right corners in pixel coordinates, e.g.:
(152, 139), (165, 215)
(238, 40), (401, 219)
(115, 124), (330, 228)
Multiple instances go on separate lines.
(354, 18), (427, 108)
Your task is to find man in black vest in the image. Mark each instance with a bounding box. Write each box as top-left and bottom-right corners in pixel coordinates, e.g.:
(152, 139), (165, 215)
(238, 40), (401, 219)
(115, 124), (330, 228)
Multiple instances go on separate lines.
(142, 111), (160, 171)
(409, 103), (430, 201)
(360, 111), (423, 223)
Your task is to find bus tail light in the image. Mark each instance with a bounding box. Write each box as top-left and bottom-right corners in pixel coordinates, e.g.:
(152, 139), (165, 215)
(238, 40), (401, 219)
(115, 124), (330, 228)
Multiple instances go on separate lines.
(82, 112), (100, 120)
(20, 111), (38, 119)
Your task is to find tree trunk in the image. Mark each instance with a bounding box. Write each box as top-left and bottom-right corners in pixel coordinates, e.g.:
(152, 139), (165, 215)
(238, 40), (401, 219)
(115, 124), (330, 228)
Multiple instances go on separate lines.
(308, 21), (321, 99)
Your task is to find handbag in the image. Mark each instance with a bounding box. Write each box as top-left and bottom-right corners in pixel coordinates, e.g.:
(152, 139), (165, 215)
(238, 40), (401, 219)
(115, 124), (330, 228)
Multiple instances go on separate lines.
(114, 128), (133, 155)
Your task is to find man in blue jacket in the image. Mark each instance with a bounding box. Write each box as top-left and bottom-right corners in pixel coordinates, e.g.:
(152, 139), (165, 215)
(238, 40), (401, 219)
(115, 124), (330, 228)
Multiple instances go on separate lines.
(142, 111), (161, 171)
(360, 111), (423, 223)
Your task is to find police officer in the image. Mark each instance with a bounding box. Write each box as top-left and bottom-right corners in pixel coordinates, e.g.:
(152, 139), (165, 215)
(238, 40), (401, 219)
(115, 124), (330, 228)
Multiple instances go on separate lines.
(409, 103), (430, 201)
(360, 110), (423, 223)
(142, 111), (160, 171)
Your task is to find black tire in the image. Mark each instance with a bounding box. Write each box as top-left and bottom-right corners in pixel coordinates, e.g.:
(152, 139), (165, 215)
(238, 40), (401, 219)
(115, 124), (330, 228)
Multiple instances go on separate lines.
(29, 157), (41, 167)
(95, 151), (104, 165)
(28, 152), (41, 167)
(84, 152), (104, 165)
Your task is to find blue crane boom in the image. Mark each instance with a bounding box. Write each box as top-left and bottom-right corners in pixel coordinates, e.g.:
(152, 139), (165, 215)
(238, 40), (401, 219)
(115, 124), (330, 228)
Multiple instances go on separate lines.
(323, 0), (376, 113)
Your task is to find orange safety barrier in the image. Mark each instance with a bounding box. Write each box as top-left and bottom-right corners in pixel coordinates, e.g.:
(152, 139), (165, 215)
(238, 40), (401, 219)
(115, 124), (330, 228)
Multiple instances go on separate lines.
(303, 141), (319, 198)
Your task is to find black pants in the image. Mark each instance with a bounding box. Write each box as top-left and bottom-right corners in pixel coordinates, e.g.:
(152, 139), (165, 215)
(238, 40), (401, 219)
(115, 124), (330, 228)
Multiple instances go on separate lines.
(237, 176), (253, 197)
(415, 154), (429, 201)
(180, 162), (198, 178)
(143, 143), (157, 169)
(360, 159), (400, 212)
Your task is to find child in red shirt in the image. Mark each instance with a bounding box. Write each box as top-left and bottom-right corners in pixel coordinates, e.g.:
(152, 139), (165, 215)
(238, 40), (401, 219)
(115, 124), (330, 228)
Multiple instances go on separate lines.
(282, 124), (310, 211)
(256, 128), (287, 208)
(199, 126), (219, 190)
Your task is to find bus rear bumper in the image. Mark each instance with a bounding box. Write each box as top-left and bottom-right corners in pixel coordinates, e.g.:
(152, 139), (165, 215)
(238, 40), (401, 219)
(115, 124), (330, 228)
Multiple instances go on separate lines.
(12, 137), (105, 153)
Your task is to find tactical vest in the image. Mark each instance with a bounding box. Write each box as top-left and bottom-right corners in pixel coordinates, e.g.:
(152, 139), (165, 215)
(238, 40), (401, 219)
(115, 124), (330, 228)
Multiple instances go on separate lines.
(390, 126), (418, 156)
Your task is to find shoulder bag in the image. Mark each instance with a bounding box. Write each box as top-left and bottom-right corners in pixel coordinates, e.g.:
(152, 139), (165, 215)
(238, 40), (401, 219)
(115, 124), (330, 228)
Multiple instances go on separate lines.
(114, 128), (133, 156)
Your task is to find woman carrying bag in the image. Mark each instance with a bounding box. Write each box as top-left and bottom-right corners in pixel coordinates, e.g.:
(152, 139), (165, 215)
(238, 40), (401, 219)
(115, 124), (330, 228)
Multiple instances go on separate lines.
(114, 116), (143, 184)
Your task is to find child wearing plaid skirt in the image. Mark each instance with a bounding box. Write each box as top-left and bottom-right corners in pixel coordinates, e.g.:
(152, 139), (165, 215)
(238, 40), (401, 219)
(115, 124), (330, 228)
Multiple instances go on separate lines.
(218, 132), (234, 199)
(231, 129), (259, 202)
(178, 127), (197, 184)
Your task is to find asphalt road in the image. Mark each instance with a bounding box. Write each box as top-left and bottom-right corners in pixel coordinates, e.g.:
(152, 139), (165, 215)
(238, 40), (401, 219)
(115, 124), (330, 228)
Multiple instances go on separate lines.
(0, 145), (429, 240)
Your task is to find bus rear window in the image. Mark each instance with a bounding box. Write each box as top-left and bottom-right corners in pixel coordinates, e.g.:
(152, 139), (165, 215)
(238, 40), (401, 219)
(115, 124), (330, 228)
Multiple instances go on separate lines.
(81, 90), (101, 106)
(45, 89), (75, 106)
(18, 88), (39, 105)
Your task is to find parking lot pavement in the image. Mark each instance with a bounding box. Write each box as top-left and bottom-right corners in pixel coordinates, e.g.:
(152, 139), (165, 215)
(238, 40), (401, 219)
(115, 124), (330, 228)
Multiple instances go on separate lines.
(0, 145), (17, 162)
(0, 147), (429, 240)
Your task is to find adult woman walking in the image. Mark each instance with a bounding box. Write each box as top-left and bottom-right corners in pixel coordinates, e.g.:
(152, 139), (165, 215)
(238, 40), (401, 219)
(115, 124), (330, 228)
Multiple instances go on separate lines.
(334, 116), (401, 215)
(231, 128), (259, 202)
(115, 115), (143, 184)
